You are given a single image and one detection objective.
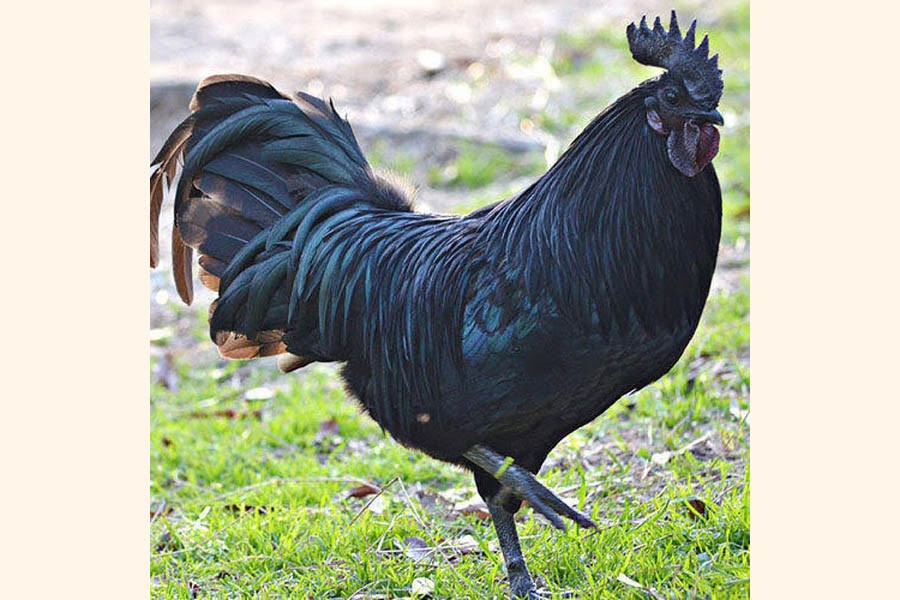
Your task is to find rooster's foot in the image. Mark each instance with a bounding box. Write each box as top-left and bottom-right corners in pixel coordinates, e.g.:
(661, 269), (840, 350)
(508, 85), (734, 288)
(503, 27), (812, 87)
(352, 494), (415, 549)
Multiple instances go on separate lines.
(464, 444), (596, 531)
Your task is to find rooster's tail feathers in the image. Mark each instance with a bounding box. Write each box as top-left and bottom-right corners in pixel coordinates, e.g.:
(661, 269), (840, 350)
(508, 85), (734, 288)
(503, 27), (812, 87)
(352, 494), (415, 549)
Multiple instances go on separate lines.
(149, 74), (413, 360)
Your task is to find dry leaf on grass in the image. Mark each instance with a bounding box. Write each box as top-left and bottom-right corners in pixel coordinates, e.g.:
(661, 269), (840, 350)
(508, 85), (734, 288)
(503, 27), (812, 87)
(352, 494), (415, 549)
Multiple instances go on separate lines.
(685, 498), (707, 519)
(451, 492), (491, 520)
(314, 417), (339, 440)
(346, 483), (382, 499)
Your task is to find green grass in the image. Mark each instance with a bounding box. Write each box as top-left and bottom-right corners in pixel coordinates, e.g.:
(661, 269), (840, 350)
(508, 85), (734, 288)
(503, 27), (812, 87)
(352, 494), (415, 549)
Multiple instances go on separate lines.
(427, 142), (545, 190)
(365, 139), (419, 179)
(151, 3), (749, 597)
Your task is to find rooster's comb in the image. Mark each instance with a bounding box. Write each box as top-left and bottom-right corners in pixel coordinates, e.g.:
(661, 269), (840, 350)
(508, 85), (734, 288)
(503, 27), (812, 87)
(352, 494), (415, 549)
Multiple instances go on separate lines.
(626, 11), (723, 108)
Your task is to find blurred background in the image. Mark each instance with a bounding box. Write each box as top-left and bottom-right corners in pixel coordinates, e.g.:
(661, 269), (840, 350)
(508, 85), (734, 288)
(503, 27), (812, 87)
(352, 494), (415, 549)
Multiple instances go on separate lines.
(150, 1), (749, 596)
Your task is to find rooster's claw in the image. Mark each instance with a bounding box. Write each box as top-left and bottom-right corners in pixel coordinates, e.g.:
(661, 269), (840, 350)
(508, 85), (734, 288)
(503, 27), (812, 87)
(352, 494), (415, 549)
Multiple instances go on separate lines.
(464, 444), (597, 530)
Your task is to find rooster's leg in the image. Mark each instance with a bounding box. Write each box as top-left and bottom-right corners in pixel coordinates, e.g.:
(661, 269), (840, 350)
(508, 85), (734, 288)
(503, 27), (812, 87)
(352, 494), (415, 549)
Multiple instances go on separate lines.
(464, 444), (596, 530)
(487, 497), (542, 599)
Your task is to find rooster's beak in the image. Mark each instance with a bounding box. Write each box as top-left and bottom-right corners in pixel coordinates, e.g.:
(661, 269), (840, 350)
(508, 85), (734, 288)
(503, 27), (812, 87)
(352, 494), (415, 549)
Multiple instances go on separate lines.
(686, 108), (724, 126)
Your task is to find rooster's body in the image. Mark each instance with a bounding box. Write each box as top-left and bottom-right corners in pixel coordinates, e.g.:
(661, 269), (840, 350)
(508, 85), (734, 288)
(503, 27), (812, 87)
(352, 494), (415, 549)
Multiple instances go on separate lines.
(151, 13), (724, 598)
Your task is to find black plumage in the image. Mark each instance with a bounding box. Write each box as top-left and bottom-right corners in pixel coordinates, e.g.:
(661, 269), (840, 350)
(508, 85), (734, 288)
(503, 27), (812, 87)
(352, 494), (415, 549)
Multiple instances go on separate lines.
(150, 12), (724, 598)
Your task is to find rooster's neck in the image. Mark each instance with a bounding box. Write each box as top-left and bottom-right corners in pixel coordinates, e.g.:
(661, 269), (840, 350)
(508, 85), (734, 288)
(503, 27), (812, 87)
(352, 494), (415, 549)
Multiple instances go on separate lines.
(484, 81), (722, 333)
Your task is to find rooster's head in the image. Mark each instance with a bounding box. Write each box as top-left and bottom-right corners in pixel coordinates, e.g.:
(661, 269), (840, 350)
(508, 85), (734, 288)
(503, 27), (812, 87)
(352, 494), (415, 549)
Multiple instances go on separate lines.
(627, 11), (724, 177)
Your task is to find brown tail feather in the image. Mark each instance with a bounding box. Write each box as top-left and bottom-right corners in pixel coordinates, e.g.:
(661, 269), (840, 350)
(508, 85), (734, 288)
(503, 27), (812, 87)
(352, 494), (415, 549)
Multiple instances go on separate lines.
(171, 226), (194, 304)
(150, 120), (192, 268)
(215, 330), (287, 360)
(209, 301), (289, 360)
(150, 171), (164, 268)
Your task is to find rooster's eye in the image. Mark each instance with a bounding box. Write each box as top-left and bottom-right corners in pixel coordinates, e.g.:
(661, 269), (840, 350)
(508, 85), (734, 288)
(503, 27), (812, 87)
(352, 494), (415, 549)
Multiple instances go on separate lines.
(663, 89), (679, 105)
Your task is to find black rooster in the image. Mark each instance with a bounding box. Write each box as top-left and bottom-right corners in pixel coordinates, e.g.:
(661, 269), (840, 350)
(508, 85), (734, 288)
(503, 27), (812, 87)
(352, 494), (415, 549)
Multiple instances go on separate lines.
(150, 12), (724, 599)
